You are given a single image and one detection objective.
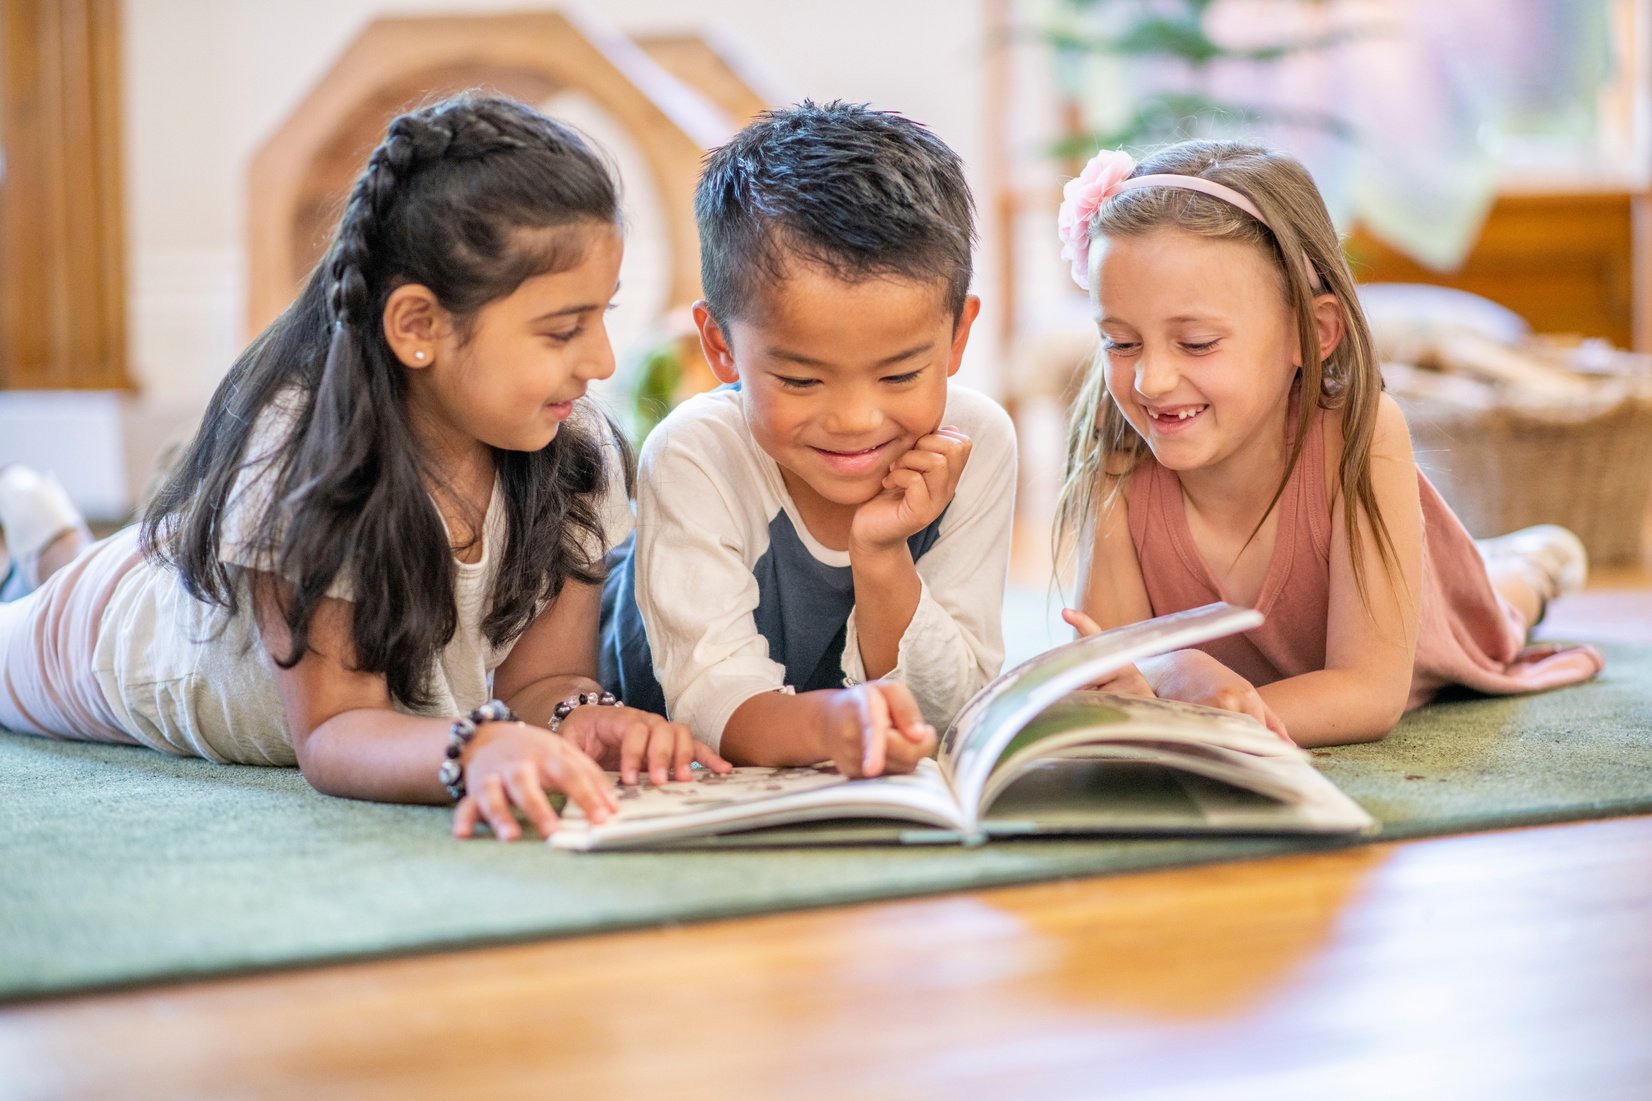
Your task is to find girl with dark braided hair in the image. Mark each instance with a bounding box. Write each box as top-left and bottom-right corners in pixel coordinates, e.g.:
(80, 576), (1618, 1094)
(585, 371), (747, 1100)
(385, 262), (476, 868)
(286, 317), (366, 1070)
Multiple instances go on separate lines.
(0, 93), (728, 840)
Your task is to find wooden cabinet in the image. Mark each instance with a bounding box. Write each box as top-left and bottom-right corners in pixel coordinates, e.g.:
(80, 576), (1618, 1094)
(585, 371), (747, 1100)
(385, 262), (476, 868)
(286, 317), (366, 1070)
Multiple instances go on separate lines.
(1348, 190), (1649, 353)
(0, 0), (130, 390)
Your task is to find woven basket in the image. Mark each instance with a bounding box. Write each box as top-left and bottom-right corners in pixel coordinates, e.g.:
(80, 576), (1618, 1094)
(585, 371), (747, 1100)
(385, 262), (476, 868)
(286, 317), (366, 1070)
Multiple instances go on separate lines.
(1399, 387), (1652, 566)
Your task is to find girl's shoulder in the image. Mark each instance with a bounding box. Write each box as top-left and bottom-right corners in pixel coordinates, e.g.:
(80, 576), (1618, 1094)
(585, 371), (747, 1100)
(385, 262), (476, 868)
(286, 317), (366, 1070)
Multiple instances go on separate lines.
(1369, 391), (1414, 456)
(238, 385), (312, 466)
(1321, 392), (1413, 464)
(1319, 392), (1415, 508)
(221, 387), (312, 548)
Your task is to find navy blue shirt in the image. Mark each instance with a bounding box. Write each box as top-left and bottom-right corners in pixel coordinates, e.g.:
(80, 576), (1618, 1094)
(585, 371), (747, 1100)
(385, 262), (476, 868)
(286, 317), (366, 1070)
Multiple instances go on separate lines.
(600, 508), (946, 715)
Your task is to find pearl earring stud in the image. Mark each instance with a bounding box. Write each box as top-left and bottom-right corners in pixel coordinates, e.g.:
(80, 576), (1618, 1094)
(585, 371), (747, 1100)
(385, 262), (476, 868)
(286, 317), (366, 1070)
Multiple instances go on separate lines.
(414, 350), (427, 361)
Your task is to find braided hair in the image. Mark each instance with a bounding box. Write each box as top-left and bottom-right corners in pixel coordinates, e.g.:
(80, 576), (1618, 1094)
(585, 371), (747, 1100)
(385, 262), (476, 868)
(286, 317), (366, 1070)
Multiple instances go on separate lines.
(143, 94), (624, 709)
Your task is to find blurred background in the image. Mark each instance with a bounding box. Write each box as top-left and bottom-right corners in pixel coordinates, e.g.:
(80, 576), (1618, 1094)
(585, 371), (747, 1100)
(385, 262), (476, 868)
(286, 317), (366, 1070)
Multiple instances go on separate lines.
(1, 0), (1648, 571)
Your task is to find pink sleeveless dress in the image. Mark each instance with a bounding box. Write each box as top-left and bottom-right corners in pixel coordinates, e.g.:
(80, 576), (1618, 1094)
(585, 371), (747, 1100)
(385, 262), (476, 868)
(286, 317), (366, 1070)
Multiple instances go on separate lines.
(1126, 404), (1603, 708)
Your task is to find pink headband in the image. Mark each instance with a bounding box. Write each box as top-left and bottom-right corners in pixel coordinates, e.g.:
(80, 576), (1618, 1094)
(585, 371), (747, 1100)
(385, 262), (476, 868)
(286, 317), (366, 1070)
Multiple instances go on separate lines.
(1058, 149), (1321, 292)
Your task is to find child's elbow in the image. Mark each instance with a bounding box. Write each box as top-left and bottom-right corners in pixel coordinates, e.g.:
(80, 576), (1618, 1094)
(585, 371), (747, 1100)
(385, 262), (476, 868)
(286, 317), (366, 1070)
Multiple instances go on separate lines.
(1342, 669), (1410, 744)
(1341, 722), (1394, 746)
(1307, 695), (1405, 747)
(289, 726), (351, 798)
(292, 745), (341, 797)
(1347, 698), (1407, 744)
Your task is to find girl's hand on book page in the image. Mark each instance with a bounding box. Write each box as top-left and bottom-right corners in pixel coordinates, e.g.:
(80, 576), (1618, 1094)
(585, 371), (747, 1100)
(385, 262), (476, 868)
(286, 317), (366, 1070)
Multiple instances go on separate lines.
(1142, 650), (1294, 743)
(1062, 607), (1104, 638)
(1060, 610), (1156, 696)
(453, 723), (619, 842)
(1093, 663), (1156, 698)
(558, 705), (733, 787)
(850, 426), (972, 552)
(824, 681), (938, 779)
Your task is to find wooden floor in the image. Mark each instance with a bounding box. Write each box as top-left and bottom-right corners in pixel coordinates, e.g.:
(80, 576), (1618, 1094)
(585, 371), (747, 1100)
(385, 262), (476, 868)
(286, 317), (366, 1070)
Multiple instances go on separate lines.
(3, 540), (1650, 1100)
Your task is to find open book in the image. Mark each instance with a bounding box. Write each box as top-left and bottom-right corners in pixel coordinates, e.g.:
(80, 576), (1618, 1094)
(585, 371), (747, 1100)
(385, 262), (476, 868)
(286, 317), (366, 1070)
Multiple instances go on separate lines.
(552, 603), (1377, 850)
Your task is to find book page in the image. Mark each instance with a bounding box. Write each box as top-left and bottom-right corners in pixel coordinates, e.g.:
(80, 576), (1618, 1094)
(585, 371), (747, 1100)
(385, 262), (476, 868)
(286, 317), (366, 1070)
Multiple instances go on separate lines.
(938, 602), (1263, 820)
(980, 758), (1374, 835)
(1044, 741), (1308, 802)
(984, 691), (1297, 790)
(549, 759), (970, 851)
(973, 693), (1374, 833)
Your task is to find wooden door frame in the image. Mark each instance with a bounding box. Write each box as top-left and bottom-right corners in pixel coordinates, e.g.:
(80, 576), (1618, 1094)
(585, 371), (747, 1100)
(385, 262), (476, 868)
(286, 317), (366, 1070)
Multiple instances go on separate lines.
(0, 0), (130, 391)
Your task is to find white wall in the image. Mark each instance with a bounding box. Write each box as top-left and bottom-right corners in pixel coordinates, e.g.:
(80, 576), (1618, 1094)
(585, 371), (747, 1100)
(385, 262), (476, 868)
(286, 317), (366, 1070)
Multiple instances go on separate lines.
(120, 0), (1001, 412)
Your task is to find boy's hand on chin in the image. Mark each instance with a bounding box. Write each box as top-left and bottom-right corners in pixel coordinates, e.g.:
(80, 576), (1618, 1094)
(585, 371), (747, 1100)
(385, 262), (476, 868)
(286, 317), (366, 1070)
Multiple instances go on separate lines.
(820, 681), (938, 779)
(849, 426), (972, 552)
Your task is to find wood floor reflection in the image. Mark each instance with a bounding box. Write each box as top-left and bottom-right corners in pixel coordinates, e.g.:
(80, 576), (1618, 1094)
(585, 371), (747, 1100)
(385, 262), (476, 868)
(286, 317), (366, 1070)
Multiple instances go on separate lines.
(5, 817), (1649, 1100)
(2, 521), (1648, 1100)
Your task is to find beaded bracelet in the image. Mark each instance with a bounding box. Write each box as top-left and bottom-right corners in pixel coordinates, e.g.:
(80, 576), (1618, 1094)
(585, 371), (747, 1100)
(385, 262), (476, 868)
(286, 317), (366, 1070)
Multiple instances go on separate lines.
(438, 699), (518, 802)
(549, 689), (621, 735)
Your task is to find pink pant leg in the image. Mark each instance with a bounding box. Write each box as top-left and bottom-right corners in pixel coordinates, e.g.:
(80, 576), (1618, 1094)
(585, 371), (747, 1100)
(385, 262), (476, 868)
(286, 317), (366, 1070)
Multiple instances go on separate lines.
(0, 528), (143, 743)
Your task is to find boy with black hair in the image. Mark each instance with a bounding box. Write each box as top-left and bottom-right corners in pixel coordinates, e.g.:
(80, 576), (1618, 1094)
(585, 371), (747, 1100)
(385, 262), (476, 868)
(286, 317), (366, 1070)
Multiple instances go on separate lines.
(601, 101), (1016, 778)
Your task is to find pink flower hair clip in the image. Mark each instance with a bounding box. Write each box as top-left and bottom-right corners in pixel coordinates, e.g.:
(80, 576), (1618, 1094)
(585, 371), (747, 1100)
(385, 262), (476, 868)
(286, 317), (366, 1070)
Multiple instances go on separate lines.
(1057, 149), (1137, 291)
(1058, 147), (1324, 293)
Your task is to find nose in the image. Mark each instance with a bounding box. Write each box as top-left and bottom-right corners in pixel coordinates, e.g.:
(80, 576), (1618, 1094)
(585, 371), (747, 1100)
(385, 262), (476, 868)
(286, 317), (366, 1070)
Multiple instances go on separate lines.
(1133, 348), (1177, 401)
(823, 385), (883, 437)
(579, 323), (618, 383)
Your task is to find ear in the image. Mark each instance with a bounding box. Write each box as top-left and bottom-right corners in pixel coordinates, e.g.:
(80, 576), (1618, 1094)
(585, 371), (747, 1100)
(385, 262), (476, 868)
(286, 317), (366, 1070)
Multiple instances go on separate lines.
(944, 295), (982, 378)
(1309, 292), (1346, 364)
(693, 300), (740, 385)
(382, 284), (448, 368)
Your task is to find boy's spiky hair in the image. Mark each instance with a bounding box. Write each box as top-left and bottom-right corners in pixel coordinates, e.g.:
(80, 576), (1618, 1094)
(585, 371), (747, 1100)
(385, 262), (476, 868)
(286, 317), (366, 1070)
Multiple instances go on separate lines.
(695, 100), (975, 324)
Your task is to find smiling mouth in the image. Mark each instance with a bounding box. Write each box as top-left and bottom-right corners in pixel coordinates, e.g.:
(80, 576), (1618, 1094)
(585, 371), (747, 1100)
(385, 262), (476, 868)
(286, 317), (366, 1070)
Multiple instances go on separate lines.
(812, 441), (893, 474)
(1147, 404), (1208, 423)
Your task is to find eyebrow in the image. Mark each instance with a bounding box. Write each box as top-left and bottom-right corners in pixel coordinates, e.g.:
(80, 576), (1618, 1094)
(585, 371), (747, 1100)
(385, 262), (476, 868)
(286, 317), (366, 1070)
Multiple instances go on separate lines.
(1098, 313), (1220, 326)
(532, 305), (596, 322)
(530, 281), (621, 324)
(766, 340), (935, 369)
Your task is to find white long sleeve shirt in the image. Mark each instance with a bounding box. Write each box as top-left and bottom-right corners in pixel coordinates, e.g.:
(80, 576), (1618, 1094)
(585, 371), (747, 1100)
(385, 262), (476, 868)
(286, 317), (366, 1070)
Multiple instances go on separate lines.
(600, 385), (1016, 751)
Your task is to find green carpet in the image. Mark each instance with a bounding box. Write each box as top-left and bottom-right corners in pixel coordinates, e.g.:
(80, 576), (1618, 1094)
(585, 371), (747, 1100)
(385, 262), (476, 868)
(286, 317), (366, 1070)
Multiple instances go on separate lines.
(3, 642), (1649, 1002)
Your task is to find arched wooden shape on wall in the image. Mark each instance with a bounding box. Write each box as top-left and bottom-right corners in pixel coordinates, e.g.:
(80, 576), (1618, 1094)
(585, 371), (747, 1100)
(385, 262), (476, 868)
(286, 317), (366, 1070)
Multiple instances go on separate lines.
(245, 9), (746, 339)
(633, 29), (777, 129)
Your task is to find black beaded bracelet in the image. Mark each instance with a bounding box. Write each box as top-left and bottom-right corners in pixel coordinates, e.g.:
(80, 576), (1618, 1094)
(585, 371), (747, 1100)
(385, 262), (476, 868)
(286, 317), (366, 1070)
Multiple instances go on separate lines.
(548, 690), (621, 735)
(438, 699), (518, 802)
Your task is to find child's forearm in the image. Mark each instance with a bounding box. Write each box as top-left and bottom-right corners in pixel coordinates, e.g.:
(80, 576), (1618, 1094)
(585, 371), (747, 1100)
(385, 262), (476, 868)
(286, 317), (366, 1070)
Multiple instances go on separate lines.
(718, 691), (834, 767)
(294, 708), (459, 803)
(503, 673), (605, 727)
(847, 542), (922, 679)
(1258, 670), (1408, 747)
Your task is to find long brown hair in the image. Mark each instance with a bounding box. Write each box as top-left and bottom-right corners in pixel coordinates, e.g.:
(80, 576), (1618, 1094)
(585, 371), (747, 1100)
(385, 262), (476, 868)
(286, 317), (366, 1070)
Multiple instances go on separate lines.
(143, 95), (626, 709)
(1053, 140), (1398, 605)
